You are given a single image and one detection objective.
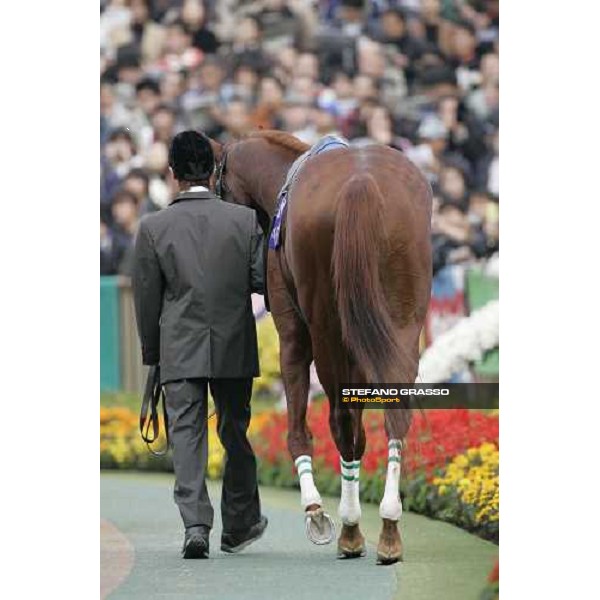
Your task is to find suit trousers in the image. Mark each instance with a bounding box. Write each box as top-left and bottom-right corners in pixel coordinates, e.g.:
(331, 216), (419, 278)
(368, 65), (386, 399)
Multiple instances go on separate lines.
(163, 378), (261, 533)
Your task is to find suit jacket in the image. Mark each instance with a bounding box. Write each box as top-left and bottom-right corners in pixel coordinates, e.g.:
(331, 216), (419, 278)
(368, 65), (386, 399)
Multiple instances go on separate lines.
(132, 190), (264, 383)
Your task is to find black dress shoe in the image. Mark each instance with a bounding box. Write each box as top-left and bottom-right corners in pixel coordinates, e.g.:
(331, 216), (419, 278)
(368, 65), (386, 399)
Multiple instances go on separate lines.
(221, 516), (268, 554)
(182, 525), (210, 559)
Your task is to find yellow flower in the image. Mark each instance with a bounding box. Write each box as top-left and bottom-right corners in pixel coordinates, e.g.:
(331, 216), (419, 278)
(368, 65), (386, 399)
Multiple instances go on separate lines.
(454, 455), (469, 468)
(433, 443), (499, 527)
(466, 447), (480, 461)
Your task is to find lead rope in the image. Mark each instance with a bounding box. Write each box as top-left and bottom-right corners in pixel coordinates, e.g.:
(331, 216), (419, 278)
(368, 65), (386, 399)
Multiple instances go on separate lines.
(140, 367), (216, 457)
(139, 366), (169, 457)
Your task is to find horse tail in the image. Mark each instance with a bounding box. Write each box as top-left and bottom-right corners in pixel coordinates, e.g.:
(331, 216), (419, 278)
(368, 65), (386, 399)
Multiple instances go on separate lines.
(332, 173), (403, 382)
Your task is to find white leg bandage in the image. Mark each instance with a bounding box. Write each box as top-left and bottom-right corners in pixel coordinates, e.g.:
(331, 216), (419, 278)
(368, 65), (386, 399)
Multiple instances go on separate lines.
(295, 455), (322, 509)
(379, 439), (403, 521)
(338, 458), (361, 525)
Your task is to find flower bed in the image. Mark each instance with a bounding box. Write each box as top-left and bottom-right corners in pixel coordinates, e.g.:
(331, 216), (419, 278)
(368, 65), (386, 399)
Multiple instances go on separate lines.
(100, 402), (498, 542)
(251, 402), (499, 542)
(100, 406), (269, 479)
(480, 560), (499, 600)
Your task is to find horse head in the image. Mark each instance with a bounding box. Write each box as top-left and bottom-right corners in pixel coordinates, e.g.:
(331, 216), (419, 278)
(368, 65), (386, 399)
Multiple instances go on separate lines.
(208, 131), (308, 234)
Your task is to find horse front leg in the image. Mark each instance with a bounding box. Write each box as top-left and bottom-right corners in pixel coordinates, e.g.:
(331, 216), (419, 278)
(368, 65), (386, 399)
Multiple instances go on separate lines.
(269, 263), (334, 545)
(279, 319), (335, 544)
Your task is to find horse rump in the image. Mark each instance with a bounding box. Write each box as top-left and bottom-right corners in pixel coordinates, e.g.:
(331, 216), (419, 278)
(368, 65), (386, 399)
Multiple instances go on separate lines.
(331, 173), (404, 383)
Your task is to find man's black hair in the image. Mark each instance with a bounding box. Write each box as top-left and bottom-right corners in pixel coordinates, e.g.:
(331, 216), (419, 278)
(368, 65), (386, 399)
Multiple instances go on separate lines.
(108, 127), (135, 144)
(125, 168), (150, 189)
(455, 19), (477, 36)
(418, 65), (458, 88)
(136, 78), (161, 96)
(341, 0), (366, 9)
(116, 44), (141, 69)
(168, 19), (192, 35)
(112, 189), (139, 206)
(169, 130), (215, 183)
(441, 154), (472, 185)
(154, 103), (177, 117)
(439, 199), (468, 215)
(382, 7), (406, 22)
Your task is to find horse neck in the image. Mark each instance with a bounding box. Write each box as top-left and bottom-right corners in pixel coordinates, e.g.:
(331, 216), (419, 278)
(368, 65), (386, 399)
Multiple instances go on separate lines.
(243, 144), (299, 218)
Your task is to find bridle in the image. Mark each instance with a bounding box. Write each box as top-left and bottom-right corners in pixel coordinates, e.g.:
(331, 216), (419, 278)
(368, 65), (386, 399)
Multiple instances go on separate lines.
(215, 144), (230, 200)
(215, 140), (271, 235)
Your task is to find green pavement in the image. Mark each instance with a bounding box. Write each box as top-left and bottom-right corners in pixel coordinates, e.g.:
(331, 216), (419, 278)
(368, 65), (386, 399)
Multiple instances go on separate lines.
(101, 472), (497, 600)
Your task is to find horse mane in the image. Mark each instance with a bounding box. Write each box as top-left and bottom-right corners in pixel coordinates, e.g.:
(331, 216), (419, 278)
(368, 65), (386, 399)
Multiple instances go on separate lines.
(249, 130), (310, 156)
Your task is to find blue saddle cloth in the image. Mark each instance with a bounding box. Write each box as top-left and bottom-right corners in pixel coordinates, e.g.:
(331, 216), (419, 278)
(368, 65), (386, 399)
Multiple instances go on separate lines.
(268, 135), (349, 250)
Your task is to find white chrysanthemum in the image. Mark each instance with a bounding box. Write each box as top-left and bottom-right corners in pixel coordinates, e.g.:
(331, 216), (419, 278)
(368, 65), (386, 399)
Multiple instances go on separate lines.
(419, 300), (499, 383)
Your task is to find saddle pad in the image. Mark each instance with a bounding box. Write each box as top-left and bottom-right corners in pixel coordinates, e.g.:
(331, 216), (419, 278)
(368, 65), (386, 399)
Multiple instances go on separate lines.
(268, 135), (349, 250)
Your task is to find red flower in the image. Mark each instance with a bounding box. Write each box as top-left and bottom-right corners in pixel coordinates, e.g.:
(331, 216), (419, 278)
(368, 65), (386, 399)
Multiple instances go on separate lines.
(488, 559), (499, 583)
(253, 403), (499, 479)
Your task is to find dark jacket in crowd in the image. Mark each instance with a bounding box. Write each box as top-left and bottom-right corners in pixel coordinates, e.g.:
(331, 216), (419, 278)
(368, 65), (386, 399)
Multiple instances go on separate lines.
(132, 189), (264, 383)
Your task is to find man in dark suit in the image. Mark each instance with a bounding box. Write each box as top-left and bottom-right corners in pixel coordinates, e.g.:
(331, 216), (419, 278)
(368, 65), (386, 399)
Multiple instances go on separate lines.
(132, 130), (268, 559)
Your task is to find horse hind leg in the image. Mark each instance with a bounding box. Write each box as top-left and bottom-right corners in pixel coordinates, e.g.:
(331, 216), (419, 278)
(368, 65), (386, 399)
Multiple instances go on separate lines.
(337, 446), (366, 559)
(376, 409), (412, 565)
(377, 439), (403, 565)
(312, 339), (368, 559)
(325, 382), (367, 559)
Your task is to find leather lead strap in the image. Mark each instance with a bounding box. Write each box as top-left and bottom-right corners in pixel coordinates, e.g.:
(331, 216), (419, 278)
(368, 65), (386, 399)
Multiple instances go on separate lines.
(140, 367), (216, 458)
(140, 366), (169, 457)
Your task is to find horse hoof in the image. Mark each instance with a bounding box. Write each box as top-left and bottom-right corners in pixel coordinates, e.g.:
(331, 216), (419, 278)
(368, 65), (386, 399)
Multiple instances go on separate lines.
(376, 554), (401, 566)
(376, 518), (403, 565)
(337, 523), (366, 559)
(305, 507), (335, 545)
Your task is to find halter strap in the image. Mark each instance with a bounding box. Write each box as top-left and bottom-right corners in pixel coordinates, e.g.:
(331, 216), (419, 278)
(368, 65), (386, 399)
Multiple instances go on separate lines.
(215, 146), (229, 199)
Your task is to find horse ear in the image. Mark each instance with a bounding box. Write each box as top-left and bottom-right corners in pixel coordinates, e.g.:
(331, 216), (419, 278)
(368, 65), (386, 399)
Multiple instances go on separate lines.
(207, 137), (223, 163)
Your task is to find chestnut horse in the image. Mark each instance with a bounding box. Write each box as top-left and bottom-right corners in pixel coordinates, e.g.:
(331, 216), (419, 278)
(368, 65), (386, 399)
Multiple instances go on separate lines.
(210, 130), (432, 564)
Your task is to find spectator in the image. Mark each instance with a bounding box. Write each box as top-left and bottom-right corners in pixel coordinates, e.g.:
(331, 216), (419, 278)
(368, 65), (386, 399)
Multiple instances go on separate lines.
(181, 0), (219, 54)
(255, 0), (300, 47)
(404, 114), (448, 182)
(110, 189), (141, 275)
(431, 200), (474, 274)
(129, 0), (166, 63)
(100, 218), (121, 275)
(355, 104), (402, 149)
(103, 127), (143, 185)
(231, 16), (270, 73)
(252, 76), (285, 129)
(143, 141), (172, 208)
(221, 98), (253, 138)
(295, 52), (320, 80)
(122, 168), (160, 215)
(438, 159), (469, 210)
(378, 8), (426, 87)
(100, 0), (499, 278)
(151, 104), (178, 145)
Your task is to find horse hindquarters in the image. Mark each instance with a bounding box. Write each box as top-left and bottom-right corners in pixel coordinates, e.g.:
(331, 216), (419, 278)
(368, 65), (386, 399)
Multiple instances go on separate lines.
(329, 170), (428, 564)
(331, 173), (408, 384)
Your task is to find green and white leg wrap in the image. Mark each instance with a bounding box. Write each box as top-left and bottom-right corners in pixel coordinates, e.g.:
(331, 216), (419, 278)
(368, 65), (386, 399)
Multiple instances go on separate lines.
(379, 439), (402, 521)
(295, 455), (322, 509)
(338, 457), (361, 525)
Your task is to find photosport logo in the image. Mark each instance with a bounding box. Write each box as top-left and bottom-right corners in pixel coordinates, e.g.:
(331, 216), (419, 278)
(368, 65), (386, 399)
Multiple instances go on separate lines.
(338, 384), (499, 409)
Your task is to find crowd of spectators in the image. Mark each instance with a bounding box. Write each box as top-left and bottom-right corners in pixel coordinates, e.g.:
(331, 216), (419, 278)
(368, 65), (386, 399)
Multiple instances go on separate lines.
(100, 0), (499, 276)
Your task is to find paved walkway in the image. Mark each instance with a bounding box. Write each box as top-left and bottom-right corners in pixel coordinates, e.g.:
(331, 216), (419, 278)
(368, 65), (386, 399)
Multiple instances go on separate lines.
(101, 472), (497, 600)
